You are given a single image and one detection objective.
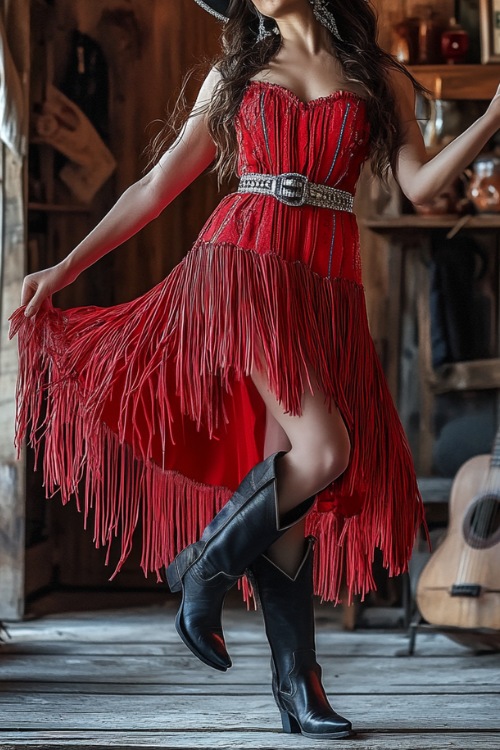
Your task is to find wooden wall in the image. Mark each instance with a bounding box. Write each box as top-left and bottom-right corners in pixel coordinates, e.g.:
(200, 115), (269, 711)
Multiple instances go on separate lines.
(49, 0), (224, 309)
(0, 0), (29, 619)
(360, 0), (454, 358)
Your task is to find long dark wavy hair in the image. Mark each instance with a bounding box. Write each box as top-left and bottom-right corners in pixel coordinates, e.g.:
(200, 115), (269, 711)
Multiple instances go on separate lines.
(147, 0), (427, 185)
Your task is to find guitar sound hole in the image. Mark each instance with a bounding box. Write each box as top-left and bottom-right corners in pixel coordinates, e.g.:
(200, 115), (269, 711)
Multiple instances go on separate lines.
(463, 493), (500, 550)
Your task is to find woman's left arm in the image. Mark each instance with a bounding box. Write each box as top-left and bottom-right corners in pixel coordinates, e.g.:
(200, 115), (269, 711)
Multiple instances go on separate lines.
(390, 69), (500, 206)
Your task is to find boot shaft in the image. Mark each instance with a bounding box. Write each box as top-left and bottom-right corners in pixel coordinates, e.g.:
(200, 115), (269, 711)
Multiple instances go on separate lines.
(200, 452), (286, 544)
(250, 537), (317, 683)
(198, 455), (315, 580)
(249, 538), (353, 739)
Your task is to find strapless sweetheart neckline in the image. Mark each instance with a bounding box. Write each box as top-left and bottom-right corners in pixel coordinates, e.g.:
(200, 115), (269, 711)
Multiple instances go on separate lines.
(246, 79), (366, 108)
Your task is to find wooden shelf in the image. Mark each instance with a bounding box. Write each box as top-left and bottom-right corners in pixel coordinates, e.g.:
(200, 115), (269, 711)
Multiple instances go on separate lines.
(407, 64), (500, 100)
(428, 358), (500, 394)
(363, 214), (500, 232)
(28, 202), (90, 214)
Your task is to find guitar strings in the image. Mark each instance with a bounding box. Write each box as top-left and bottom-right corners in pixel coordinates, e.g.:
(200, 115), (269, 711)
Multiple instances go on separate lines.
(457, 467), (493, 587)
(466, 466), (500, 588)
(468, 469), (500, 588)
(456, 431), (500, 588)
(456, 463), (500, 590)
(455, 465), (487, 587)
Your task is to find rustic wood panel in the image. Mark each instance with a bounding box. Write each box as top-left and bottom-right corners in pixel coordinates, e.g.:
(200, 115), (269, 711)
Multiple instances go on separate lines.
(58, 0), (224, 298)
(0, 731), (499, 750)
(0, 633), (470, 656)
(0, 607), (499, 748)
(1, 605), (465, 648)
(1, 653), (498, 690)
(3, 730), (498, 750)
(0, 0), (30, 620)
(0, 693), (499, 731)
(0, 464), (25, 618)
(361, 0), (472, 398)
(409, 64), (500, 100)
(2, 680), (497, 696)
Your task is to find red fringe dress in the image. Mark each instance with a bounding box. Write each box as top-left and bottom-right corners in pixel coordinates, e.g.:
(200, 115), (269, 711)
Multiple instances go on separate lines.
(9, 80), (426, 603)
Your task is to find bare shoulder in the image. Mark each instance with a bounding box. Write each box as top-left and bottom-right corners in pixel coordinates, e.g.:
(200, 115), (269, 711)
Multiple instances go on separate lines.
(196, 65), (224, 106)
(386, 66), (416, 107)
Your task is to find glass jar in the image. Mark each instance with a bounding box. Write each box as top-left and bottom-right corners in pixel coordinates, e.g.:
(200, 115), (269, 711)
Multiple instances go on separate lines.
(466, 155), (500, 213)
(418, 6), (445, 63)
(391, 17), (420, 64)
(423, 99), (462, 149)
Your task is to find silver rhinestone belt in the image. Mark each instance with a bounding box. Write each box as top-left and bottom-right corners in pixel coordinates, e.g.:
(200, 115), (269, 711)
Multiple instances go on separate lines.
(237, 172), (354, 212)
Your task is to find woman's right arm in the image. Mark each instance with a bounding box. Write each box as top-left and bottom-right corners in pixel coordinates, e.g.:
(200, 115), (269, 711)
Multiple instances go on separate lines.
(22, 67), (222, 317)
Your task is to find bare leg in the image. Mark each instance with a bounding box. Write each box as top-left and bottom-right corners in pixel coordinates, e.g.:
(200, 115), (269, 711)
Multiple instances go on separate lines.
(252, 365), (351, 576)
(262, 409), (306, 575)
(263, 406), (292, 457)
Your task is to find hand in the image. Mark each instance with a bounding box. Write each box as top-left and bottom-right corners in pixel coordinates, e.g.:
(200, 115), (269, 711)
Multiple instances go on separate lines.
(21, 261), (77, 318)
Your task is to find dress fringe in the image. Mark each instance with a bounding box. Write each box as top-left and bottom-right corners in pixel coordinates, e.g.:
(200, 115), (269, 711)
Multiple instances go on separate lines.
(9, 241), (426, 602)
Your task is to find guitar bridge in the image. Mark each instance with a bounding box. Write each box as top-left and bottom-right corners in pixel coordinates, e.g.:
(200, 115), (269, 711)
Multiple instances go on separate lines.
(450, 584), (482, 598)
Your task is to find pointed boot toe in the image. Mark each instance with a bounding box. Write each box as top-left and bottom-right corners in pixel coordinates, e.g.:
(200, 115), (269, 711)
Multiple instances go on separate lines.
(173, 564), (235, 671)
(176, 609), (232, 671)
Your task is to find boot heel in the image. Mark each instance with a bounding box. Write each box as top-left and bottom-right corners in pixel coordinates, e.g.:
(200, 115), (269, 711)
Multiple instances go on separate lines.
(280, 710), (301, 734)
(165, 542), (204, 593)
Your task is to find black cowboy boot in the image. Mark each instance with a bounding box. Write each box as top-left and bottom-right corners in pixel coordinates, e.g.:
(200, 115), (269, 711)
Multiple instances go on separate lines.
(165, 451), (315, 672)
(249, 537), (353, 740)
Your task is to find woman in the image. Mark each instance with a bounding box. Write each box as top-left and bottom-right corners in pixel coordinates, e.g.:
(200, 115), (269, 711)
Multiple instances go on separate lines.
(10, 0), (500, 739)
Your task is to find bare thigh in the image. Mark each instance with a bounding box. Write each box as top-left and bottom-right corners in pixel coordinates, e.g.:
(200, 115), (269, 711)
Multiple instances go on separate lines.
(263, 409), (292, 456)
(251, 361), (351, 506)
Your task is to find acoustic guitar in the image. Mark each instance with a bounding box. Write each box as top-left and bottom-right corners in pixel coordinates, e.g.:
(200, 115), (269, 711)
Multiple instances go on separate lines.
(417, 427), (500, 632)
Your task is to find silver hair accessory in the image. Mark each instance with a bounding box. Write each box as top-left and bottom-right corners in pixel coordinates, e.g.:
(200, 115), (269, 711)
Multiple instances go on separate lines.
(309, 0), (342, 41)
(257, 11), (272, 41)
(257, 11), (280, 41)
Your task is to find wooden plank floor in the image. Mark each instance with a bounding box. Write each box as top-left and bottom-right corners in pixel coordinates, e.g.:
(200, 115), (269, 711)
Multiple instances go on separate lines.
(1, 600), (499, 749)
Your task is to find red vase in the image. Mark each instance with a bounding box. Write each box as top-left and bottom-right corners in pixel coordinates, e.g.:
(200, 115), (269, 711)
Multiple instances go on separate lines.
(441, 17), (470, 64)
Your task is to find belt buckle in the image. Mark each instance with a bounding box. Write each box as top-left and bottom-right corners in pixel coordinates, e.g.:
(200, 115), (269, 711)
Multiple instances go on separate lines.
(273, 173), (308, 207)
